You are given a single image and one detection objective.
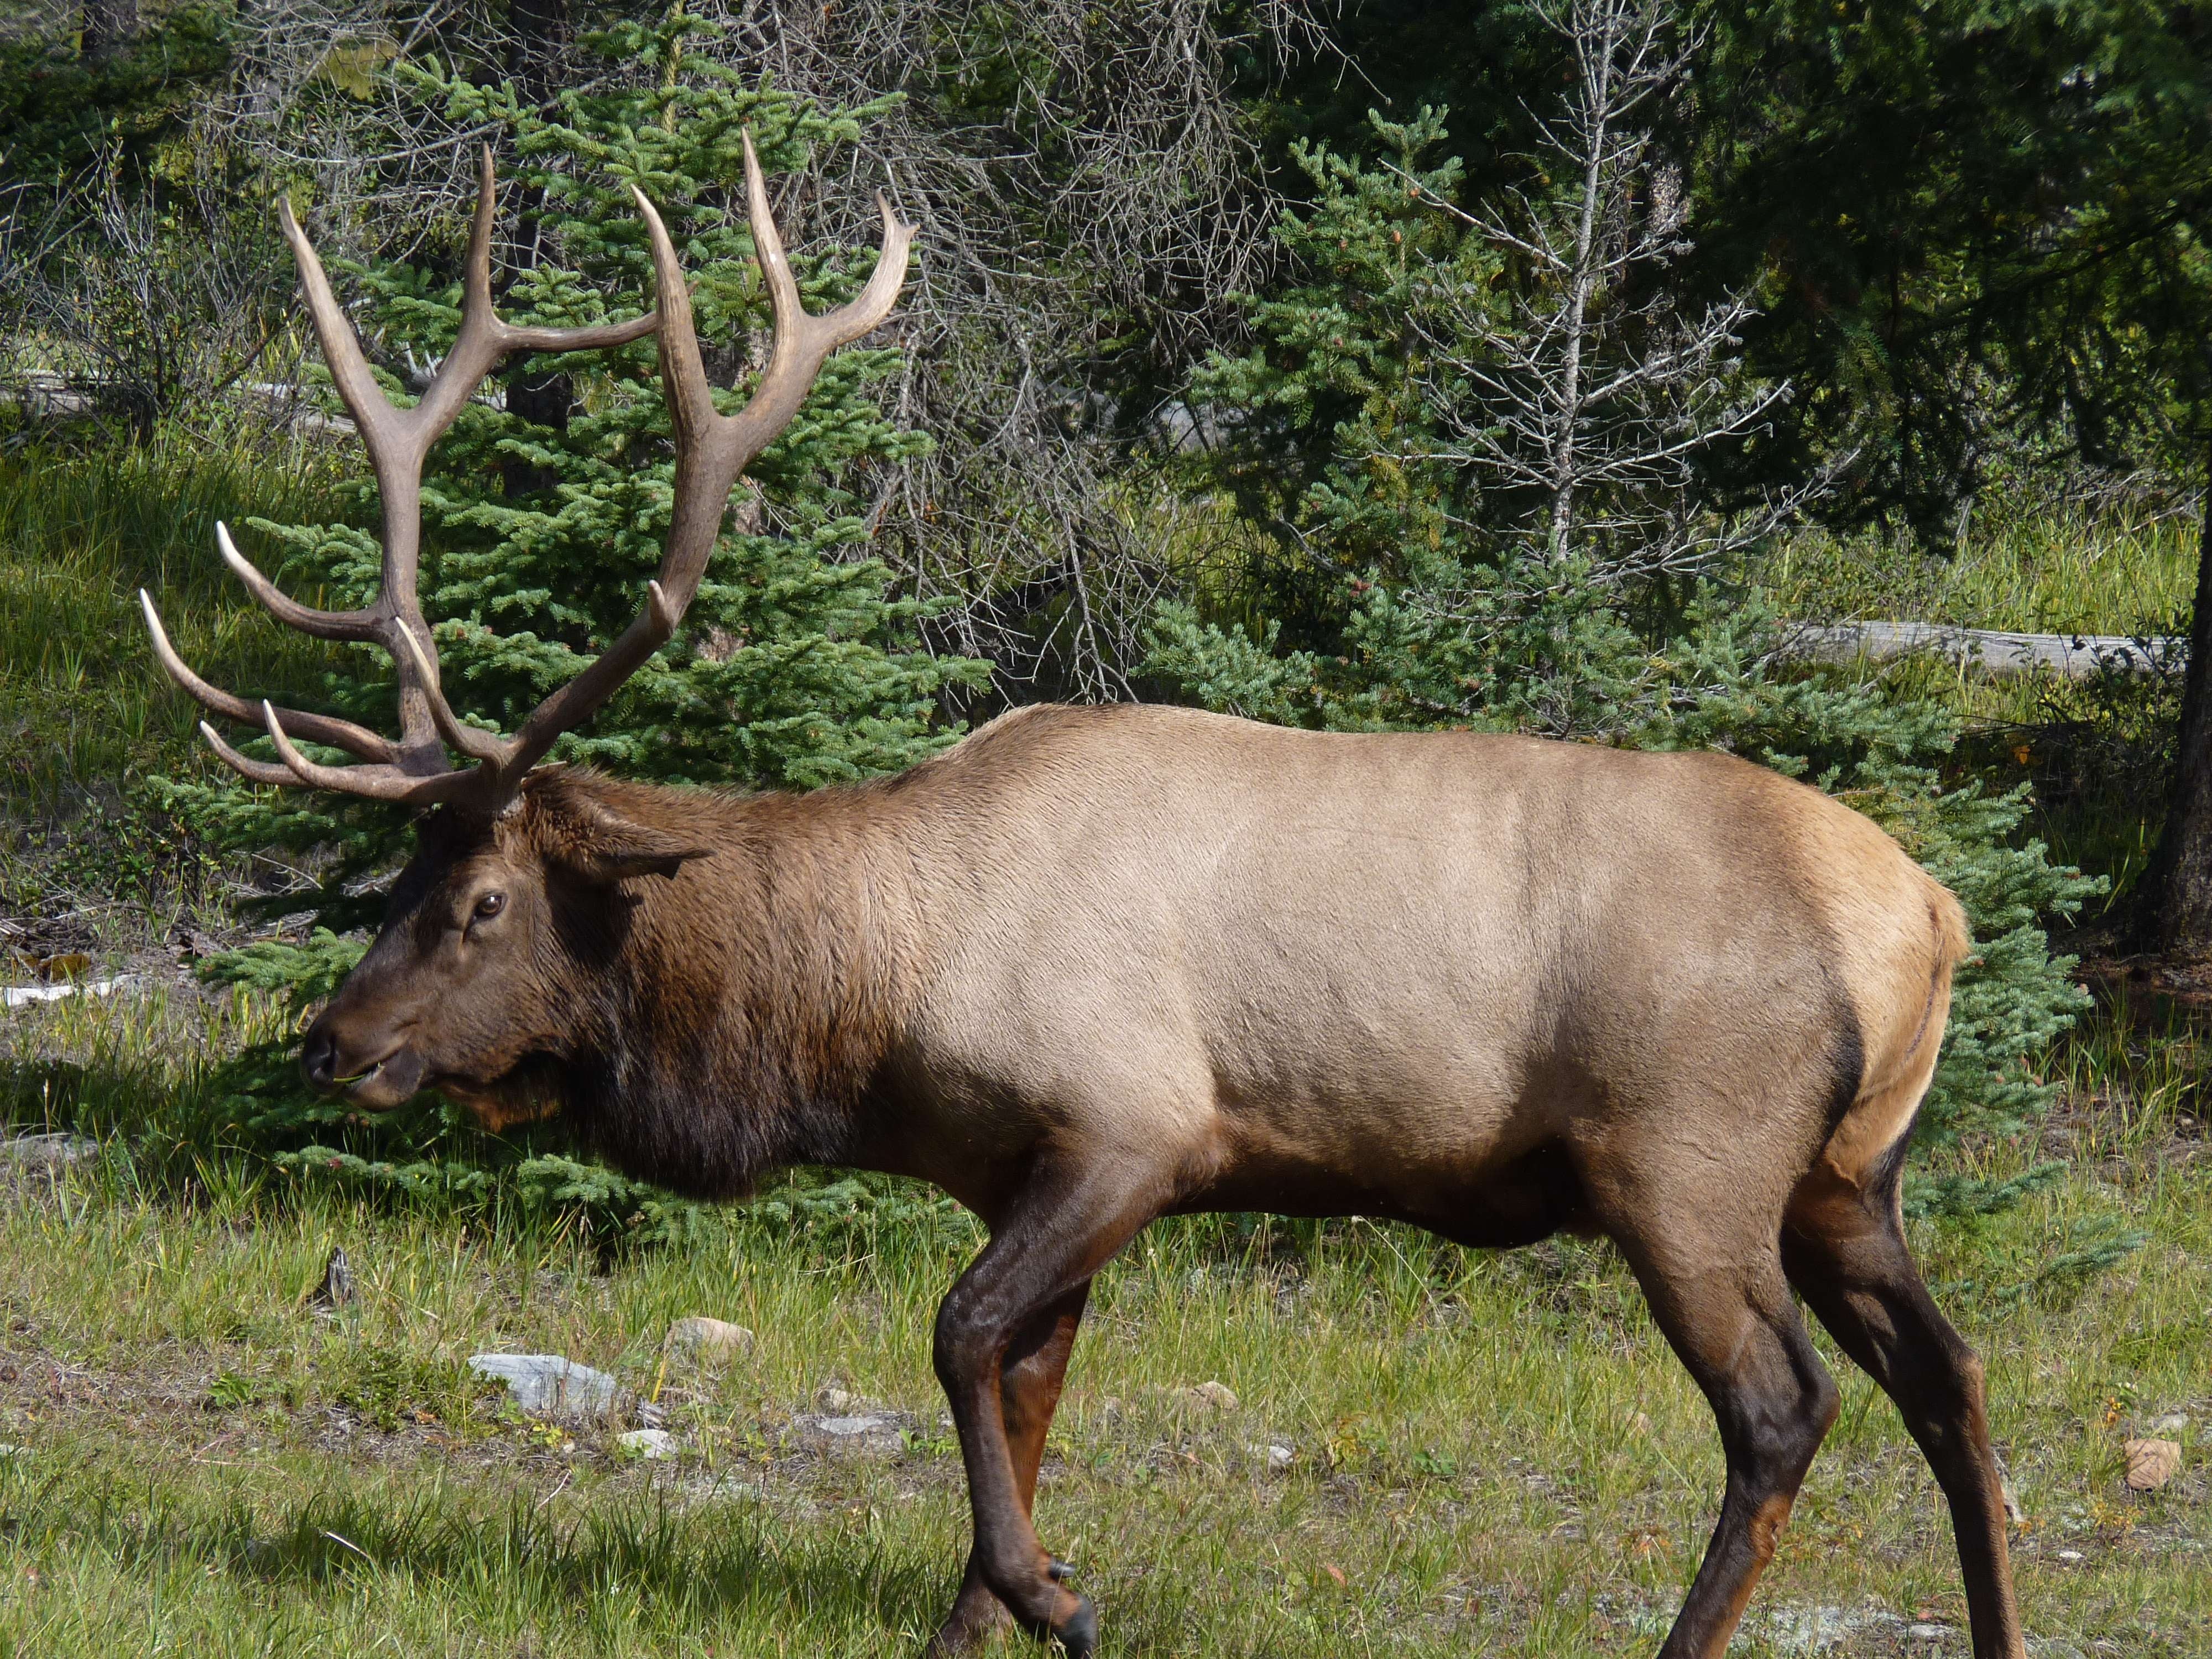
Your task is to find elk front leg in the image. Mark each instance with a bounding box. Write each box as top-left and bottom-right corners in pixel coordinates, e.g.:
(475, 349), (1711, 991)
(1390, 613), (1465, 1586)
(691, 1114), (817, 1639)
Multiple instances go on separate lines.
(928, 1282), (1093, 1655)
(931, 1172), (1156, 1657)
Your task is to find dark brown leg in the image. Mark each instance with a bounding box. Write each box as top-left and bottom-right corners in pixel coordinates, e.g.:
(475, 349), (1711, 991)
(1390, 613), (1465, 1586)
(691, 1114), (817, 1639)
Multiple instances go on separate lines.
(931, 1171), (1157, 1656)
(928, 1282), (1093, 1655)
(1578, 1142), (1839, 1659)
(1630, 1254), (1839, 1659)
(1784, 1171), (2026, 1659)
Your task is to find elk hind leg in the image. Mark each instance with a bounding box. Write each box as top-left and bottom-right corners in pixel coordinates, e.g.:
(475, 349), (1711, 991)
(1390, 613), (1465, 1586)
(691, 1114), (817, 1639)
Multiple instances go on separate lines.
(928, 1282), (1092, 1655)
(1601, 1206), (1839, 1659)
(1783, 1159), (2025, 1659)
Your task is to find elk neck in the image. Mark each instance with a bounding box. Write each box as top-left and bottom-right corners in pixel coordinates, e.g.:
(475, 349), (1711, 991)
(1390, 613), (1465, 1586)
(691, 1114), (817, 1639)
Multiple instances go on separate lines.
(540, 771), (933, 1201)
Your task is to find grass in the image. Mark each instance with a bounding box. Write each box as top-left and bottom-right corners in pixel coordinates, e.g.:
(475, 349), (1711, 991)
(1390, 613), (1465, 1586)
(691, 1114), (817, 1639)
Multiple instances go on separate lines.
(0, 1011), (2204, 1656)
(1756, 495), (2199, 909)
(0, 425), (347, 820)
(1759, 493), (2198, 640)
(1, 432), (2207, 1655)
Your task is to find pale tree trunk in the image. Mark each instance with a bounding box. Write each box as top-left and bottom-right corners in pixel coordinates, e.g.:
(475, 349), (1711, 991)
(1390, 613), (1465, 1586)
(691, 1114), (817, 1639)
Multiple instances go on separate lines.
(2146, 442), (2212, 956)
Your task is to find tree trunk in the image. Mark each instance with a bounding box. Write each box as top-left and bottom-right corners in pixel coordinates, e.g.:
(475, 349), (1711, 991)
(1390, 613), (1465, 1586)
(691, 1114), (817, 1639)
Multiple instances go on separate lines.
(2145, 441), (2212, 956)
(81, 0), (140, 62)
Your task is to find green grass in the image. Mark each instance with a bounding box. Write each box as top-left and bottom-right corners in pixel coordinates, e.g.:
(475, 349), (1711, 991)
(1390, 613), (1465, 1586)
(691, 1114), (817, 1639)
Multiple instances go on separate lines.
(0, 980), (2206, 1657)
(1, 435), (2206, 1654)
(0, 427), (348, 819)
(1760, 497), (2198, 639)
(1755, 499), (2200, 907)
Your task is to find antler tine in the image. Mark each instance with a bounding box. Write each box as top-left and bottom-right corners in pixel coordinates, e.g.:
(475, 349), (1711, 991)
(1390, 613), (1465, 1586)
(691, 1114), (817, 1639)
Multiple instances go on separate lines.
(260, 703), (486, 806)
(197, 721), (309, 788)
(243, 155), (666, 806)
(728, 131), (919, 478)
(413, 149), (662, 441)
(392, 619), (508, 764)
(182, 144), (909, 813)
(217, 521), (380, 643)
(140, 588), (397, 764)
(489, 148), (915, 782)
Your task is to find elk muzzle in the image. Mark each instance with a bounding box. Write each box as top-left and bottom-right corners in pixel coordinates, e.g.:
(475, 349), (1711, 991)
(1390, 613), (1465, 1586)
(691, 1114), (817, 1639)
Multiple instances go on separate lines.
(301, 1002), (428, 1109)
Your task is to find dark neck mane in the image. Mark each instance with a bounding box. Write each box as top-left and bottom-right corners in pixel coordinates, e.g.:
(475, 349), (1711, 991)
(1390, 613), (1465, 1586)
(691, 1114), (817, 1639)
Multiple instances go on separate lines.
(545, 781), (920, 1201)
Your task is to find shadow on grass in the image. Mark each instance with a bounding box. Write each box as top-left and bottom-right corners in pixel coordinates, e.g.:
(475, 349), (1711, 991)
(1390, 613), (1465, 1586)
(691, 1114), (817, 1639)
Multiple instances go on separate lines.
(6, 1470), (959, 1642)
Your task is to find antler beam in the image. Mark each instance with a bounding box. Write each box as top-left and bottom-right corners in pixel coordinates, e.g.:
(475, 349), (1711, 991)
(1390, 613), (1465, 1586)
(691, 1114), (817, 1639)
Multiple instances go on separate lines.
(145, 135), (915, 816)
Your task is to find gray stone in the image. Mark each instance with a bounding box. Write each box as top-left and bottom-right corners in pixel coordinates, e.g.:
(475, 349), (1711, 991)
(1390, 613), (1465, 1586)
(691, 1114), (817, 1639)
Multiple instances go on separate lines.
(665, 1317), (753, 1365)
(1181, 1380), (1238, 1412)
(619, 1428), (677, 1460)
(792, 1410), (905, 1453)
(813, 1413), (897, 1437)
(468, 1353), (625, 1422)
(1, 1134), (96, 1171)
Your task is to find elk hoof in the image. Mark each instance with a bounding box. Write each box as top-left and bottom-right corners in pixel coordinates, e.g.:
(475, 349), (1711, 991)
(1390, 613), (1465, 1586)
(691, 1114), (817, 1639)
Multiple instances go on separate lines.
(923, 1597), (1010, 1655)
(1053, 1593), (1097, 1657)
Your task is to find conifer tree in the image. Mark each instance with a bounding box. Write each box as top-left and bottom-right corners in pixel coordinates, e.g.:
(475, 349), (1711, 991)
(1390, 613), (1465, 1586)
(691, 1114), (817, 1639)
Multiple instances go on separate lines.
(1150, 82), (2103, 1237)
(166, 8), (984, 1232)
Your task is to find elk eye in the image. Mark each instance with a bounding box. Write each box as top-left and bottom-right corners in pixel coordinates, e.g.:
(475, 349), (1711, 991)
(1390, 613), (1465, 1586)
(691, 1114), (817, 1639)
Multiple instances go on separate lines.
(472, 892), (507, 922)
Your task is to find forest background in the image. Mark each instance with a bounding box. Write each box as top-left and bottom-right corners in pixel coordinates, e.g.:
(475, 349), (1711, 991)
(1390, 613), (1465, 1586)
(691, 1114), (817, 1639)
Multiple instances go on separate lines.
(0, 2), (2208, 1654)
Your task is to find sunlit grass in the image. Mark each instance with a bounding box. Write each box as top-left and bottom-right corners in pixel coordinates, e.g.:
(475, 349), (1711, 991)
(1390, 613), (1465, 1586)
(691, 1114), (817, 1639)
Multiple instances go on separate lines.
(0, 1051), (2203, 1656)
(1761, 497), (2197, 639)
(0, 426), (349, 817)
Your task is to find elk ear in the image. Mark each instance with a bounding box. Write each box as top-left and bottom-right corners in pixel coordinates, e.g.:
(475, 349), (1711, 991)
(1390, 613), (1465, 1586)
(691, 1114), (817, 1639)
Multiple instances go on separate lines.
(556, 807), (713, 885)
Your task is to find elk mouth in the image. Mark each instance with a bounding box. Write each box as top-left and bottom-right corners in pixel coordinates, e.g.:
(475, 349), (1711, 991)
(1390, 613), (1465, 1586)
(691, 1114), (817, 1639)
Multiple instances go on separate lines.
(334, 1046), (429, 1110)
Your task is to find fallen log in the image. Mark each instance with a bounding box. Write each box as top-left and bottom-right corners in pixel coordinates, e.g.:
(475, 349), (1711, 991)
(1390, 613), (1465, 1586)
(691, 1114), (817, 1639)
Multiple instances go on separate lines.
(1785, 620), (2183, 679)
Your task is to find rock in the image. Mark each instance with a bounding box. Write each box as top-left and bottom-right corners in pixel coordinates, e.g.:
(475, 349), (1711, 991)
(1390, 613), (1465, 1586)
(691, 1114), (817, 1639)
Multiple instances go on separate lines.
(313, 1248), (356, 1310)
(0, 1134), (96, 1173)
(791, 1411), (905, 1453)
(619, 1428), (677, 1460)
(812, 1413), (898, 1437)
(816, 1384), (858, 1412)
(0, 1444), (27, 1459)
(1182, 1380), (1238, 1412)
(2055, 1548), (2085, 1562)
(1248, 1442), (1294, 1473)
(468, 1353), (625, 1423)
(665, 1316), (753, 1365)
(2145, 1412), (2189, 1437)
(2123, 1437), (2182, 1492)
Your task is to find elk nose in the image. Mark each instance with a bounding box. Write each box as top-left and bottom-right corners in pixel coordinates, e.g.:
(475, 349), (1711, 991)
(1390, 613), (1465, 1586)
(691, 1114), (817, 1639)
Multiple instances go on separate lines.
(301, 1025), (340, 1093)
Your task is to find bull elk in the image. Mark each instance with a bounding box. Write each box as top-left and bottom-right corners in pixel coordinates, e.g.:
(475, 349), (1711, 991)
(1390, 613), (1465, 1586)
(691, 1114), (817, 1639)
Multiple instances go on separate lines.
(144, 143), (2028, 1659)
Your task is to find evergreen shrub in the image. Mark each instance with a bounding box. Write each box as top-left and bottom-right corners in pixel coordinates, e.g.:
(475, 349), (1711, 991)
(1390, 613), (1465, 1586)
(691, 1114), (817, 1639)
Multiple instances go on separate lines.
(1146, 112), (2103, 1231)
(162, 11), (983, 1243)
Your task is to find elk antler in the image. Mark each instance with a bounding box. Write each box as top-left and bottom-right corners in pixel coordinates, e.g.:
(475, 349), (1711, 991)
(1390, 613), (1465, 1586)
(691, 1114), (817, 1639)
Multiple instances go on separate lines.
(144, 134), (915, 816)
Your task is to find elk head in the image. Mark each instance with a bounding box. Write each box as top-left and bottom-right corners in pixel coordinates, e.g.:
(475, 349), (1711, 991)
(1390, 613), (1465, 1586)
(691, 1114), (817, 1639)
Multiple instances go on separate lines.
(144, 138), (915, 1119)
